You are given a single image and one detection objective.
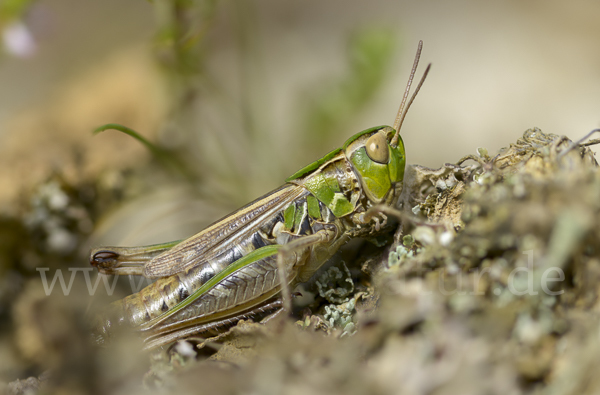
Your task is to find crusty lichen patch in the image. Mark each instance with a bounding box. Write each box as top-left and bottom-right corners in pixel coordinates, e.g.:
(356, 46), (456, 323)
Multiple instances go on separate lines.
(374, 128), (600, 389)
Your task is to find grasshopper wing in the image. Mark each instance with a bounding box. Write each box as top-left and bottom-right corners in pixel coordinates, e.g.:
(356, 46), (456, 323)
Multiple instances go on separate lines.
(143, 184), (306, 278)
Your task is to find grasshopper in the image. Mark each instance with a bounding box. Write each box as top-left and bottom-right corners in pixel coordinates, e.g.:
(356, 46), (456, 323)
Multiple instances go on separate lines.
(90, 41), (431, 349)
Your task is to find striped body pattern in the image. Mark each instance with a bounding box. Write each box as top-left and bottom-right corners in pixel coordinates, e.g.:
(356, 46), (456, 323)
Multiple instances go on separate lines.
(98, 136), (372, 321)
(90, 39), (429, 348)
(92, 125), (406, 349)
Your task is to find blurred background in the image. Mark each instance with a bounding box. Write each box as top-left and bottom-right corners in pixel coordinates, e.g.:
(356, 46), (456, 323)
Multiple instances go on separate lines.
(1, 0), (599, 244)
(0, 0), (599, 388)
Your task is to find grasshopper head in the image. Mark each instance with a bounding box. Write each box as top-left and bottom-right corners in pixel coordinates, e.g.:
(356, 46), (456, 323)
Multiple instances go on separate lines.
(342, 40), (429, 204)
(343, 126), (405, 203)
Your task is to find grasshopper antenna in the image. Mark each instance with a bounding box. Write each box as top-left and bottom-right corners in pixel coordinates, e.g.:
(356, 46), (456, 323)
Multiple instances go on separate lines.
(391, 40), (432, 147)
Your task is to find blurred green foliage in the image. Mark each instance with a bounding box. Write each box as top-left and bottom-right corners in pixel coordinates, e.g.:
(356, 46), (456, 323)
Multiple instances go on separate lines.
(300, 28), (396, 148)
(93, 123), (193, 180)
(0, 0), (34, 23)
(153, 0), (217, 109)
(143, 2), (398, 206)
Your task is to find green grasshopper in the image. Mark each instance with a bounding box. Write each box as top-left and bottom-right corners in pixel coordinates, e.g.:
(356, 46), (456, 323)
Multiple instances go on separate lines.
(90, 41), (431, 350)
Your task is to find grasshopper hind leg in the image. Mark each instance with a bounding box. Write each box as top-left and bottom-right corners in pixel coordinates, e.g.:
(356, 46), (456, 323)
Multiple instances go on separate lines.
(142, 229), (338, 349)
(143, 299), (283, 350)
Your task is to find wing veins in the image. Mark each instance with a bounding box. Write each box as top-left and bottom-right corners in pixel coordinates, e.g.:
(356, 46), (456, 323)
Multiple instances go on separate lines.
(143, 184), (304, 277)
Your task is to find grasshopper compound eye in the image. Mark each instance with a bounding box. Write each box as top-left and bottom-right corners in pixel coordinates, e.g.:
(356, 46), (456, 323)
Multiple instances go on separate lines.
(366, 131), (389, 163)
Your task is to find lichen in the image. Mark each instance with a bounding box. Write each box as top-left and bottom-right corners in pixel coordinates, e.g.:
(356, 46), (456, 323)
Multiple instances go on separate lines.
(315, 263), (354, 303)
(323, 294), (363, 337)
